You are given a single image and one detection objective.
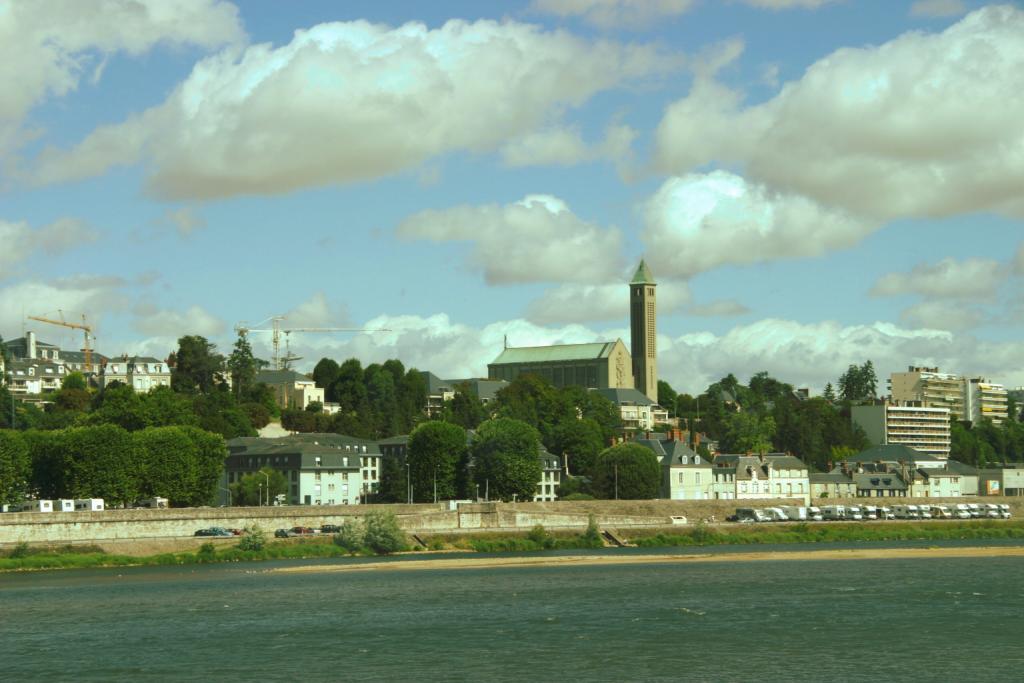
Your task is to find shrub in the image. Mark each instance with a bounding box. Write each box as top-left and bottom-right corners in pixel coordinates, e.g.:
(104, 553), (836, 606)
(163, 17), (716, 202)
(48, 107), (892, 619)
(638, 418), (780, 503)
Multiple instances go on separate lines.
(581, 514), (602, 546)
(561, 492), (595, 501)
(363, 511), (407, 555)
(527, 524), (556, 550)
(8, 542), (31, 558)
(197, 543), (217, 561)
(237, 525), (266, 551)
(333, 518), (366, 553)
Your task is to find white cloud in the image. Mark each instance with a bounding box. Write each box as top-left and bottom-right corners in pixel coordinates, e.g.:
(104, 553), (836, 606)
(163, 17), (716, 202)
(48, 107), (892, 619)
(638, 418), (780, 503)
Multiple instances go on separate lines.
(525, 281), (691, 324)
(281, 292), (351, 329)
(0, 217), (99, 278)
(164, 207), (206, 238)
(132, 304), (225, 338)
(688, 299), (750, 317)
(739, 0), (838, 9)
(899, 300), (985, 331)
(529, 0), (696, 29)
(870, 257), (1008, 300)
(655, 6), (1024, 221)
(0, 276), (130, 338)
(398, 194), (625, 285)
(641, 171), (876, 278)
(910, 0), (968, 18)
(0, 0), (243, 157)
(31, 19), (672, 198)
(1013, 242), (1024, 275)
(499, 123), (637, 168)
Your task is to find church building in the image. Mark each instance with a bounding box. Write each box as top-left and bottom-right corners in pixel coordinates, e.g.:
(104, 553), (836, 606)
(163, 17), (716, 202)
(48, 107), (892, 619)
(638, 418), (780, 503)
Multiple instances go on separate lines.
(487, 260), (658, 401)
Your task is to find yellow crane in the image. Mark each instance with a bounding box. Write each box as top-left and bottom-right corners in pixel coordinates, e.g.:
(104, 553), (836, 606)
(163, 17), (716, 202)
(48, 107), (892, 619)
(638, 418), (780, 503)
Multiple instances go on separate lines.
(27, 310), (94, 372)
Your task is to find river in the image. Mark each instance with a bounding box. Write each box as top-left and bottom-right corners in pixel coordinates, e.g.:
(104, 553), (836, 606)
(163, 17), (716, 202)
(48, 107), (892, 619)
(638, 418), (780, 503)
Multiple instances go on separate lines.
(3, 542), (1023, 681)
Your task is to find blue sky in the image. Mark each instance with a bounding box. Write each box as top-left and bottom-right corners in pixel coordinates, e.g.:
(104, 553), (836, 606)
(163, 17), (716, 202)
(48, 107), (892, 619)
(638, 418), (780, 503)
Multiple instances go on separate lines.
(1, 0), (1022, 393)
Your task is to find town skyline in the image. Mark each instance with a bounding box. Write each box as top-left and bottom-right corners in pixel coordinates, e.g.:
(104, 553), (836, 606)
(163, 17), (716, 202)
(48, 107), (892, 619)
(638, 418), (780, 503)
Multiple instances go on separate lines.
(2, 0), (1023, 394)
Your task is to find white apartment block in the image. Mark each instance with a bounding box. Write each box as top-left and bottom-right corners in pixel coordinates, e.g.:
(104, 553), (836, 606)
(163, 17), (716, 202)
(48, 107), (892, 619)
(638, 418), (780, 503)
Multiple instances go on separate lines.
(98, 355), (171, 392)
(852, 402), (951, 459)
(712, 454), (811, 505)
(889, 366), (1009, 425)
(534, 451), (562, 502)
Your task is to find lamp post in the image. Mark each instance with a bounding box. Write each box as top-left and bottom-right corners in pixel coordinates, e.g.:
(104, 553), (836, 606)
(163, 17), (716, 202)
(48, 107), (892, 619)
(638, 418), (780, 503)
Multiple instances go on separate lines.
(433, 466), (437, 504)
(614, 461), (619, 501)
(260, 471), (270, 507)
(406, 462), (411, 505)
(257, 482), (263, 507)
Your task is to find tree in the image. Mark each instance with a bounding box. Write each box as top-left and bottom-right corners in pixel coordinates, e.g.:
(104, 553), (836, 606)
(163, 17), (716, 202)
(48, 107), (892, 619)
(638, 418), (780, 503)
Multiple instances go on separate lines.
(230, 466), (287, 506)
(363, 511), (407, 554)
(442, 384), (486, 429)
(134, 427), (199, 506)
(88, 384), (149, 431)
(171, 335), (224, 394)
(722, 412), (776, 454)
(241, 402), (271, 429)
(312, 358), (341, 400)
(0, 430), (30, 506)
(837, 361), (878, 403)
(61, 424), (142, 505)
(62, 372), (88, 391)
(192, 390), (256, 439)
(657, 380), (678, 416)
(470, 418), (542, 501)
(548, 419), (604, 477)
(226, 332), (258, 398)
(591, 443), (661, 500)
(377, 454), (406, 503)
(140, 386), (198, 428)
(823, 383), (836, 402)
(407, 421), (465, 502)
(180, 426), (228, 506)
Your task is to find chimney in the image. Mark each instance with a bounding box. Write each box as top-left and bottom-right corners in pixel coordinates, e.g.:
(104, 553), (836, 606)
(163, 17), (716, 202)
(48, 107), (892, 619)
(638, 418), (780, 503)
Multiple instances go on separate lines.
(27, 330), (37, 359)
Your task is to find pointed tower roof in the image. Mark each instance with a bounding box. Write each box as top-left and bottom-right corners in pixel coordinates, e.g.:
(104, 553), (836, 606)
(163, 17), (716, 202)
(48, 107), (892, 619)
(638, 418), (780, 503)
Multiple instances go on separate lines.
(631, 259), (655, 285)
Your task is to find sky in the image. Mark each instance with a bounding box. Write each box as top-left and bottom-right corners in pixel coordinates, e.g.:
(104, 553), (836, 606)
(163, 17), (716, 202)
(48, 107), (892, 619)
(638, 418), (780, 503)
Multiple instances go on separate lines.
(1, 0), (1023, 395)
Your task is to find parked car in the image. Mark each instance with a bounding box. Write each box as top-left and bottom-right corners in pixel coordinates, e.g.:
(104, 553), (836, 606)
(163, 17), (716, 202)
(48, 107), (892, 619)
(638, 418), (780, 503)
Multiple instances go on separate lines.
(274, 528), (291, 538)
(291, 526), (317, 536)
(320, 524), (342, 534)
(194, 527), (233, 537)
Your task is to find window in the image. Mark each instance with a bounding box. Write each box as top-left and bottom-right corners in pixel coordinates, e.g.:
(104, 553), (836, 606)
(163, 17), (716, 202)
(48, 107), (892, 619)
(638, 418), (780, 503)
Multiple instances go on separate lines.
(315, 457), (322, 467)
(678, 473), (684, 484)
(695, 472), (701, 485)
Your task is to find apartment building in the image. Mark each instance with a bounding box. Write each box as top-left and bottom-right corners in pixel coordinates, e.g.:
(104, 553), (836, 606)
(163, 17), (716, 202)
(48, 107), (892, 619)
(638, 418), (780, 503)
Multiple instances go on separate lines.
(98, 355), (171, 392)
(851, 402), (951, 459)
(636, 434), (713, 500)
(889, 366), (1008, 425)
(712, 453), (811, 505)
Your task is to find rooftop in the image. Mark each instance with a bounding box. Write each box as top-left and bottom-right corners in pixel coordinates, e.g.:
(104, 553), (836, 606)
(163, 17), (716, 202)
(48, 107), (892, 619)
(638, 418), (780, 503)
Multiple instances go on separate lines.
(490, 340), (623, 365)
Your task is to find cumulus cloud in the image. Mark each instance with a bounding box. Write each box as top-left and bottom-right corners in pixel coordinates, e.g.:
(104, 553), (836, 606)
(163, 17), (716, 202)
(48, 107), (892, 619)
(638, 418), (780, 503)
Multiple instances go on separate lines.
(739, 0), (838, 8)
(31, 19), (672, 198)
(525, 281), (691, 324)
(499, 123), (637, 168)
(641, 171), (876, 278)
(655, 6), (1024, 221)
(529, 0), (696, 29)
(0, 276), (130, 336)
(132, 303), (225, 338)
(281, 292), (351, 329)
(0, 218), (99, 277)
(398, 194), (625, 285)
(870, 257), (1008, 300)
(910, 0), (968, 18)
(164, 207), (206, 238)
(898, 300), (986, 331)
(0, 0), (243, 158)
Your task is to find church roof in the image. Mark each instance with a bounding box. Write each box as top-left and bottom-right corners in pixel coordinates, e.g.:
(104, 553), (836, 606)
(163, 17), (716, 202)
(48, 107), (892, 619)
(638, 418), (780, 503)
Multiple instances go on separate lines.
(631, 260), (655, 285)
(490, 340), (622, 365)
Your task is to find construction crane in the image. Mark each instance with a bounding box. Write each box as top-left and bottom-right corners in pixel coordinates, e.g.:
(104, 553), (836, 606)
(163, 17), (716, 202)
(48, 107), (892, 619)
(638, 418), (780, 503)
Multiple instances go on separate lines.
(27, 310), (94, 372)
(235, 316), (390, 370)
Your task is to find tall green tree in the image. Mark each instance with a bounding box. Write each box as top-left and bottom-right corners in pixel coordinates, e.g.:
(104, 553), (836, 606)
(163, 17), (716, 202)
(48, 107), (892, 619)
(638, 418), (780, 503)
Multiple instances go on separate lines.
(230, 466), (288, 506)
(312, 358), (341, 400)
(171, 335), (224, 394)
(548, 419), (604, 477)
(722, 412), (776, 454)
(442, 384), (486, 429)
(591, 443), (661, 500)
(226, 332), (258, 398)
(61, 424), (142, 505)
(470, 418), (542, 501)
(657, 380), (678, 416)
(407, 421), (465, 502)
(0, 430), (30, 506)
(134, 427), (199, 506)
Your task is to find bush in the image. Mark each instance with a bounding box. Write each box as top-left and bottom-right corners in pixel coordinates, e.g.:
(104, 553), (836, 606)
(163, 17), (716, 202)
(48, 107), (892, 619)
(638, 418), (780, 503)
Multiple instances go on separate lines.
(561, 492), (595, 501)
(581, 514), (602, 546)
(197, 542), (217, 561)
(527, 524), (556, 550)
(237, 525), (266, 551)
(333, 518), (366, 553)
(363, 511), (407, 555)
(8, 542), (31, 558)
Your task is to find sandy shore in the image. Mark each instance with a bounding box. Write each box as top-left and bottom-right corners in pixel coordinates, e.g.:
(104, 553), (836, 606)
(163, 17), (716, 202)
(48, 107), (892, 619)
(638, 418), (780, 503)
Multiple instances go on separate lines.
(273, 545), (1024, 574)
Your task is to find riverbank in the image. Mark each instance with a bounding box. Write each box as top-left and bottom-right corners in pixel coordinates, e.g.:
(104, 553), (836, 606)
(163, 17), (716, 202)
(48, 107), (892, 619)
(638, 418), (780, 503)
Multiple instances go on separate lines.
(4, 519), (1024, 572)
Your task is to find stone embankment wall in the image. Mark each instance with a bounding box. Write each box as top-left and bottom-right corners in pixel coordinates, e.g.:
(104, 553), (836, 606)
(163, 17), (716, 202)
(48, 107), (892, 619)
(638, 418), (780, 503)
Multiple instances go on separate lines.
(1, 497), (1022, 548)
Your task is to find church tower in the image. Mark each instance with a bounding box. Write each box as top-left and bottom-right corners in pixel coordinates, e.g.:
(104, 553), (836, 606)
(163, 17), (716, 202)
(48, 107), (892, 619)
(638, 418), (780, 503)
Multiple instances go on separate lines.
(630, 260), (657, 403)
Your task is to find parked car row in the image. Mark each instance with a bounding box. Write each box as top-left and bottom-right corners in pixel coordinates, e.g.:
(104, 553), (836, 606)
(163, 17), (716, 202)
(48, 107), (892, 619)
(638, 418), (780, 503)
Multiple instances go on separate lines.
(273, 525), (340, 538)
(729, 503), (1012, 524)
(193, 527), (243, 537)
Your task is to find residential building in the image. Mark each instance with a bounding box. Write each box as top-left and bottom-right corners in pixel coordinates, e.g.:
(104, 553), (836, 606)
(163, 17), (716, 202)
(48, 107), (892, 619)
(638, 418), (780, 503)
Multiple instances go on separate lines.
(712, 453), (811, 505)
(420, 373), (508, 418)
(629, 259), (658, 402)
(852, 471), (908, 497)
(534, 450), (562, 502)
(3, 357), (66, 396)
(851, 402), (951, 459)
(595, 387), (668, 431)
(889, 366), (1010, 425)
(256, 368), (324, 410)
(839, 444), (974, 498)
(636, 434), (713, 500)
(810, 470), (857, 499)
(98, 355), (171, 392)
(944, 460), (979, 496)
(3, 331), (108, 391)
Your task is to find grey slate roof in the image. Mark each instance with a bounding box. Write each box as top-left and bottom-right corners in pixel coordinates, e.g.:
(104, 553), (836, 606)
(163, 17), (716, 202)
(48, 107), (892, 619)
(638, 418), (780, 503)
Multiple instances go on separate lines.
(228, 433), (380, 455)
(810, 471), (855, 484)
(944, 459), (979, 476)
(844, 444), (929, 464)
(853, 472), (907, 491)
(595, 387), (655, 406)
(256, 369), (314, 385)
(490, 341), (621, 365)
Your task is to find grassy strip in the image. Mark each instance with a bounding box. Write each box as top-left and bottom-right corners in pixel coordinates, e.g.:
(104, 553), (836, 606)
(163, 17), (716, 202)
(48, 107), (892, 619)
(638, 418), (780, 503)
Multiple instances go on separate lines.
(631, 520), (1024, 548)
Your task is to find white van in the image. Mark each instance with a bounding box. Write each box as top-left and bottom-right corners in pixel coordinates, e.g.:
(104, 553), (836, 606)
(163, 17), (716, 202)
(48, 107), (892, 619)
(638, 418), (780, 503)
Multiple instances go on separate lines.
(879, 506), (895, 520)
(74, 498), (104, 512)
(847, 506), (864, 521)
(821, 505), (847, 521)
(862, 505), (879, 520)
(967, 503), (981, 518)
(780, 506), (809, 521)
(918, 506), (932, 520)
(998, 504), (1011, 519)
(953, 503), (972, 519)
(138, 497), (168, 509)
(981, 504), (1001, 519)
(807, 506), (824, 521)
(931, 505), (952, 519)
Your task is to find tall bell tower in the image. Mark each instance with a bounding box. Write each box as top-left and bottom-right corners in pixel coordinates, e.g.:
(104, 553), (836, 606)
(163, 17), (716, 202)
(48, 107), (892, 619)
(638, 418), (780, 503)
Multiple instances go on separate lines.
(630, 260), (657, 403)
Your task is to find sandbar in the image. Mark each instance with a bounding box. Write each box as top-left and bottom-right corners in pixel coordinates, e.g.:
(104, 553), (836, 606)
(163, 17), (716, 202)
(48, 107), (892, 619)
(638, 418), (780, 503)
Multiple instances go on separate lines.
(273, 545), (1024, 574)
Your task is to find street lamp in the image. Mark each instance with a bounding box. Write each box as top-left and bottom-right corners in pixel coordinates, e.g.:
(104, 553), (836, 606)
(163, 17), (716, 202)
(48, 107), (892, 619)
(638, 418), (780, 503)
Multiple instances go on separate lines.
(257, 482), (263, 507)
(260, 471), (270, 506)
(433, 466), (437, 504)
(614, 462), (619, 501)
(406, 462), (411, 505)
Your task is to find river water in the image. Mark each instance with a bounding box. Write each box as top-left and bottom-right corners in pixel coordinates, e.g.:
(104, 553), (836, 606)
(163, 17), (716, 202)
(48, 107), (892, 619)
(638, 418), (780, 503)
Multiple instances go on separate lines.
(3, 542), (1023, 681)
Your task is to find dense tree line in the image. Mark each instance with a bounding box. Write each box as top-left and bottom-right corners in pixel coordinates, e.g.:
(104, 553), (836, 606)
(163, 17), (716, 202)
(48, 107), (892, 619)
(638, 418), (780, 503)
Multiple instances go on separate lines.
(0, 424), (227, 507)
(951, 419), (1024, 467)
